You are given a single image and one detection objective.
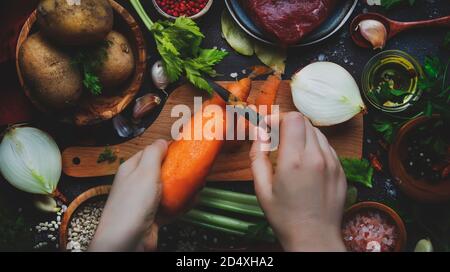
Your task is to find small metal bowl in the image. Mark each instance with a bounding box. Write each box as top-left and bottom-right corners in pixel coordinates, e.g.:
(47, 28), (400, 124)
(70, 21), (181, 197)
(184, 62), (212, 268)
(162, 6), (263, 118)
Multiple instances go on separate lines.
(152, 0), (213, 20)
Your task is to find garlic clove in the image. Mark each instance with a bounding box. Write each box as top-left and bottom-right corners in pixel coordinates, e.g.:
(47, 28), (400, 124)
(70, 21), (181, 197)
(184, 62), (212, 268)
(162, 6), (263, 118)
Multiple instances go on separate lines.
(113, 114), (134, 138)
(34, 195), (60, 213)
(133, 93), (162, 120)
(357, 19), (387, 50)
(151, 60), (170, 90)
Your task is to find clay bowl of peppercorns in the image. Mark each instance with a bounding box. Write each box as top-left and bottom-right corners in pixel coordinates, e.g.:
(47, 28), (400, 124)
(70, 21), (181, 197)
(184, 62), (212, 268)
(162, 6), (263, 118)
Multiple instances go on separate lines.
(389, 115), (450, 203)
(152, 0), (213, 20)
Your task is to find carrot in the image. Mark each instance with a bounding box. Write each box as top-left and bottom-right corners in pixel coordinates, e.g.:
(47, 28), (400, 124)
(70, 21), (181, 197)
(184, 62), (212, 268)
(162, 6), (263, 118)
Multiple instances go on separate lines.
(226, 73), (281, 150)
(254, 74), (282, 114)
(160, 78), (252, 215)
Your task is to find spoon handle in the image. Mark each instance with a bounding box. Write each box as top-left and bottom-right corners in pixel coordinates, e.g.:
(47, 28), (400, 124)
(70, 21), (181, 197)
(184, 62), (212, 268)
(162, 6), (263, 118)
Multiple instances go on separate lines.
(392, 16), (450, 36)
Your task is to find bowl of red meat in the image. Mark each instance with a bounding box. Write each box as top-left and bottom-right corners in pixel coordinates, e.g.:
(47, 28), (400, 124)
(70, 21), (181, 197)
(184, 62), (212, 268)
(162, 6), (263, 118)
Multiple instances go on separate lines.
(342, 202), (407, 252)
(389, 116), (450, 203)
(225, 0), (358, 47)
(153, 0), (213, 20)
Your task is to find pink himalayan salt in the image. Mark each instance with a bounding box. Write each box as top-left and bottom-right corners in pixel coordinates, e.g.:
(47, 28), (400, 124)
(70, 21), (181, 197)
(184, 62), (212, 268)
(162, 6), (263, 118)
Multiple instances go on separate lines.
(342, 210), (398, 252)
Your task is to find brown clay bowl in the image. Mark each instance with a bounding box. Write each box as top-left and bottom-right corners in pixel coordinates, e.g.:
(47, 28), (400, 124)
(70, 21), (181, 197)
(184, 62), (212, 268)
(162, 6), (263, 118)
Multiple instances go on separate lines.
(16, 0), (146, 126)
(343, 201), (407, 252)
(59, 185), (111, 251)
(389, 116), (450, 203)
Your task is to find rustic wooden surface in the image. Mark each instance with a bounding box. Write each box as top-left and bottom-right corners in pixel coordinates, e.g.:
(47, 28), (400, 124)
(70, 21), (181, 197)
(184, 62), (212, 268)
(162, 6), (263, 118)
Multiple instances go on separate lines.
(15, 0), (147, 126)
(62, 80), (364, 180)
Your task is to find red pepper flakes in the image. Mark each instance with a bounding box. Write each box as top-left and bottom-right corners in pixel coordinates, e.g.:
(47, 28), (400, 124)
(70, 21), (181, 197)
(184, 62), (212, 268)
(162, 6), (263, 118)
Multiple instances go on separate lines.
(369, 153), (383, 172)
(155, 0), (209, 17)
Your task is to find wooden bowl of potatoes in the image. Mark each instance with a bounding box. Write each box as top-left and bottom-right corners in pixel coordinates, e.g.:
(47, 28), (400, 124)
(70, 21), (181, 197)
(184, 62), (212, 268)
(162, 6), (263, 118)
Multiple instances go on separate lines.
(16, 0), (146, 126)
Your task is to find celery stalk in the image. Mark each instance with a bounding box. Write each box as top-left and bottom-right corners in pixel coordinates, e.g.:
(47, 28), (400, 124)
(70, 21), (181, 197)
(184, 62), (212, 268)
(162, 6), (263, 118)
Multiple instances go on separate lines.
(182, 209), (275, 242)
(198, 196), (265, 218)
(130, 0), (154, 29)
(200, 187), (259, 206)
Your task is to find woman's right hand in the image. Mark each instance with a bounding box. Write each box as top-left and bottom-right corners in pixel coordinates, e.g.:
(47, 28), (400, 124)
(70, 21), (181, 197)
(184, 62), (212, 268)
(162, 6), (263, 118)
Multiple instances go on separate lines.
(249, 112), (347, 252)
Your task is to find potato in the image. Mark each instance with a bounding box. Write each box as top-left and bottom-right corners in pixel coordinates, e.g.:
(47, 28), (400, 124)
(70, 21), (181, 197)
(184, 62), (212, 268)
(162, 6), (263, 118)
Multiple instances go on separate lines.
(97, 31), (135, 90)
(37, 0), (113, 46)
(19, 32), (83, 110)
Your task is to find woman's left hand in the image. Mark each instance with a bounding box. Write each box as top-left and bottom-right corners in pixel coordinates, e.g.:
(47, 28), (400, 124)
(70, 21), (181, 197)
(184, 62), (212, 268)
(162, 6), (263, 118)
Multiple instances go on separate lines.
(89, 139), (168, 252)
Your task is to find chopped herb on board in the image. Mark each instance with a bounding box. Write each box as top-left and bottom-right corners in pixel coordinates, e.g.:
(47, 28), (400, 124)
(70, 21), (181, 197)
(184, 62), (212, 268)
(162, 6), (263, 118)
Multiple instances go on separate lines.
(97, 147), (117, 164)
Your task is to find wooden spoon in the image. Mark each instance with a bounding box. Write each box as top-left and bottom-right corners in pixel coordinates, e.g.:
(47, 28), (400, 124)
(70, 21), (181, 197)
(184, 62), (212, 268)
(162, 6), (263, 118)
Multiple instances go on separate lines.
(350, 13), (450, 48)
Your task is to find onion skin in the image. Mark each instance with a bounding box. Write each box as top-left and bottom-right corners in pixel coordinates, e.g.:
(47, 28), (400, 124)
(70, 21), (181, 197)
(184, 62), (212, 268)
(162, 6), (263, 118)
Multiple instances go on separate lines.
(0, 126), (61, 195)
(290, 62), (366, 126)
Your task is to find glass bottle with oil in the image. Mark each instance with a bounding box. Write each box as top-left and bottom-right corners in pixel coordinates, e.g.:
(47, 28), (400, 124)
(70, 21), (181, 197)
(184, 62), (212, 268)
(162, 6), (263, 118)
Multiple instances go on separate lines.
(362, 50), (423, 113)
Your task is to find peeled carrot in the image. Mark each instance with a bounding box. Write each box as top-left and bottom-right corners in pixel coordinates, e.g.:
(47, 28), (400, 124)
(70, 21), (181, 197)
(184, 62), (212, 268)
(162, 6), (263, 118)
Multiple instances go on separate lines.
(254, 74), (282, 114)
(160, 78), (252, 215)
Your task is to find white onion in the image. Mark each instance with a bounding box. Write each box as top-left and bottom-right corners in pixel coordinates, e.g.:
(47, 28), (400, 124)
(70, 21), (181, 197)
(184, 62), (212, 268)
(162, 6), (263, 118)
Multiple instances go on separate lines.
(0, 126), (61, 195)
(290, 62), (366, 126)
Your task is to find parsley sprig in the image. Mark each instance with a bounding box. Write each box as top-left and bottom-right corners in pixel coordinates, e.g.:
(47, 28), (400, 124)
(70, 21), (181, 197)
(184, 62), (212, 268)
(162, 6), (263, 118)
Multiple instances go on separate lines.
(72, 40), (111, 96)
(131, 0), (227, 94)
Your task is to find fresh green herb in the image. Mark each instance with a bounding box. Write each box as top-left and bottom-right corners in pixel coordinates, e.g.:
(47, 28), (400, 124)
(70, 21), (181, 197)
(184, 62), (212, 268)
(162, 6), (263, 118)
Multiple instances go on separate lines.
(340, 158), (374, 188)
(97, 147), (117, 164)
(131, 0), (227, 93)
(381, 0), (415, 9)
(119, 158), (126, 165)
(373, 118), (402, 143)
(72, 40), (111, 96)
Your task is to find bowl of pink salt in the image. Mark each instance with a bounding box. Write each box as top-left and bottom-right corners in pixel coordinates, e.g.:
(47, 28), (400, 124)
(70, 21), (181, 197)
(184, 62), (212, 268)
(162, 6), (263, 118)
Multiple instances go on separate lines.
(342, 201), (407, 252)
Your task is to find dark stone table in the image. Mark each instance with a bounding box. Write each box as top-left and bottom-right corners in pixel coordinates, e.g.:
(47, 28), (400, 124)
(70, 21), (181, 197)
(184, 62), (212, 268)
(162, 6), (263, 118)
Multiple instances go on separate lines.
(1, 0), (449, 252)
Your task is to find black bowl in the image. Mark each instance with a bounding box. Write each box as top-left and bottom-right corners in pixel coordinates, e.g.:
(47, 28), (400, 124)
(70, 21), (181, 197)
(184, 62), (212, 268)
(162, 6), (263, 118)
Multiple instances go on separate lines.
(225, 0), (358, 47)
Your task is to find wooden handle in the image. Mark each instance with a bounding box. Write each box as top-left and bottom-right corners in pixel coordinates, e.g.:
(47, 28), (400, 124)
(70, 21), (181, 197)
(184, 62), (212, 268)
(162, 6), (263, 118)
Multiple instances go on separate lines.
(62, 81), (364, 181)
(390, 15), (450, 37)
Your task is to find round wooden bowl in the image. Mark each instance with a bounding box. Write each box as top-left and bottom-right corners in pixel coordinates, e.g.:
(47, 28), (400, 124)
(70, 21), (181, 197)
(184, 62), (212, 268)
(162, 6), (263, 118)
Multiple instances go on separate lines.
(16, 0), (146, 126)
(343, 201), (407, 252)
(389, 116), (450, 203)
(59, 185), (111, 251)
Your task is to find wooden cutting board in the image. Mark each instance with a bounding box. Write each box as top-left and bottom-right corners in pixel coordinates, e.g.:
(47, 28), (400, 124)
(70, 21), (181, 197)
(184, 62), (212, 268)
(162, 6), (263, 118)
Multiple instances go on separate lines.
(62, 80), (364, 180)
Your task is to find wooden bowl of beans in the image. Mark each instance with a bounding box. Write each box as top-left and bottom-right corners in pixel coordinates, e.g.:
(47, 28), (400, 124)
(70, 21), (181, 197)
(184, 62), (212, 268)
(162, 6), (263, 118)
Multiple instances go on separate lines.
(59, 185), (111, 252)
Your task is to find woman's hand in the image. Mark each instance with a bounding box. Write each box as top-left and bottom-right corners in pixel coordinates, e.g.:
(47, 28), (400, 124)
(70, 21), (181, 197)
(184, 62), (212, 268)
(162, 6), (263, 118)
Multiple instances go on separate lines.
(89, 139), (168, 252)
(250, 112), (347, 252)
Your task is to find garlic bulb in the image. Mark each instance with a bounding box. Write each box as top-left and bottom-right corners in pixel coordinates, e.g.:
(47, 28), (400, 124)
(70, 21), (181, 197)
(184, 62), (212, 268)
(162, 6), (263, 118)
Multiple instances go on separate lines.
(357, 19), (387, 50)
(151, 60), (170, 90)
(291, 62), (366, 126)
(0, 126), (61, 195)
